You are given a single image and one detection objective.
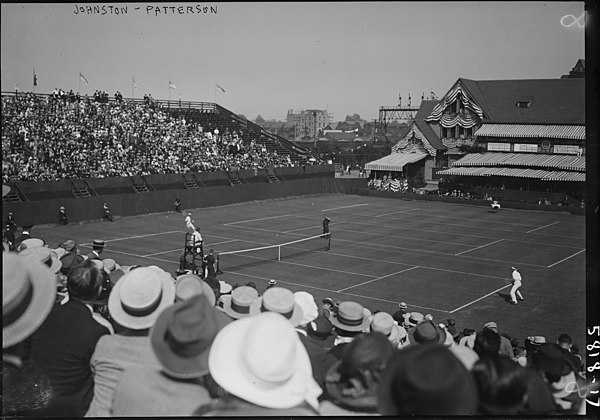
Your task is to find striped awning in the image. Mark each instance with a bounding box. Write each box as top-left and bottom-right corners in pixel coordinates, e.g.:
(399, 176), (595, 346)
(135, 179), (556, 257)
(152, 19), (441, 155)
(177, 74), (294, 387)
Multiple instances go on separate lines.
(365, 153), (428, 171)
(475, 124), (585, 140)
(453, 153), (585, 171)
(437, 166), (585, 181)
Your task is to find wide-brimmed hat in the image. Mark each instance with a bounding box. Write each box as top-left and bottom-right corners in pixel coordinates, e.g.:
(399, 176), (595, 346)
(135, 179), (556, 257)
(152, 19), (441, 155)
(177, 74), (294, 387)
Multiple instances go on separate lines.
(3, 252), (57, 348)
(220, 286), (258, 319)
(532, 343), (573, 376)
(151, 294), (231, 379)
(19, 246), (62, 274)
(209, 312), (322, 410)
(369, 312), (401, 342)
(403, 311), (424, 328)
(51, 247), (67, 260)
(102, 258), (117, 273)
(219, 280), (232, 295)
(175, 274), (215, 306)
(398, 302), (408, 309)
(108, 266), (175, 330)
(60, 240), (77, 252)
(293, 291), (319, 327)
(408, 320), (448, 346)
(329, 301), (371, 332)
(378, 345), (478, 415)
(18, 238), (45, 251)
(92, 239), (105, 249)
(250, 287), (304, 327)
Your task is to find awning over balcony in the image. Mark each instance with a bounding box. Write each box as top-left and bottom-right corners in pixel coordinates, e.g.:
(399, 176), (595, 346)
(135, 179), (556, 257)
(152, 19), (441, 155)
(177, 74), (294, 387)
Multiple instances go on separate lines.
(365, 153), (428, 172)
(453, 153), (585, 171)
(475, 124), (585, 140)
(437, 166), (585, 182)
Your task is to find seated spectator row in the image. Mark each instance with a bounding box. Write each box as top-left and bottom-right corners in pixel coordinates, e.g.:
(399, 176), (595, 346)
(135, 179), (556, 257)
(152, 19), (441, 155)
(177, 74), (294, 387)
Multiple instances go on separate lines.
(2, 227), (588, 416)
(2, 92), (296, 182)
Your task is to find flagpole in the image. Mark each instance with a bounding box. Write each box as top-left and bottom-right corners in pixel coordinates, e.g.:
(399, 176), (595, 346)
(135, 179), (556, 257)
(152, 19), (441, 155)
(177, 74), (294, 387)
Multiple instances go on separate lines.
(131, 78), (134, 100)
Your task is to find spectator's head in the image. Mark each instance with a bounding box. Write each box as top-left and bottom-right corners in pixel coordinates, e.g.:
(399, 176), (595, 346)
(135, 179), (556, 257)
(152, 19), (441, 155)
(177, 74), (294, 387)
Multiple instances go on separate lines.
(59, 252), (85, 276)
(108, 266), (176, 330)
(293, 291), (319, 327)
(408, 320), (448, 346)
(245, 281), (257, 290)
(402, 311), (424, 329)
(306, 313), (334, 341)
(220, 286), (259, 320)
(329, 301), (371, 335)
(483, 321), (499, 333)
(378, 345), (478, 415)
(471, 355), (530, 414)
(209, 312), (321, 410)
(557, 333), (573, 350)
(531, 343), (574, 382)
(398, 301), (408, 310)
(175, 274), (215, 305)
(370, 311), (406, 347)
(3, 252), (56, 349)
(152, 294), (230, 378)
(250, 287), (303, 327)
(67, 259), (106, 301)
(324, 332), (395, 412)
(474, 327), (501, 358)
(92, 239), (105, 253)
(60, 239), (78, 253)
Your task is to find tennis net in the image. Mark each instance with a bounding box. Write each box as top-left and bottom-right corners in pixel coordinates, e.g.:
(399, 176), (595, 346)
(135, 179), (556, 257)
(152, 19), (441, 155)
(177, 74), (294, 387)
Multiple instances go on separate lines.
(216, 232), (330, 273)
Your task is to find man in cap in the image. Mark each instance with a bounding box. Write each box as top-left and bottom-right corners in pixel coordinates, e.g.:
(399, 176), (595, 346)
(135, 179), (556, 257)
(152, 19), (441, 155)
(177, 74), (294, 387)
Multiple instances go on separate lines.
(392, 302), (408, 324)
(58, 206), (68, 225)
(322, 216), (331, 239)
(509, 266), (524, 305)
(102, 203), (113, 222)
(87, 239), (105, 261)
(3, 212), (17, 250)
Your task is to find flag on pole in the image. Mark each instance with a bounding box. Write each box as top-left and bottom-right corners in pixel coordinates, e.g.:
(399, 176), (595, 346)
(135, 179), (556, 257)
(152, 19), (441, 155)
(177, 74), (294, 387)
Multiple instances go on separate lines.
(216, 84), (226, 93)
(33, 69), (37, 87)
(168, 80), (177, 90)
(132, 76), (139, 89)
(79, 72), (89, 85)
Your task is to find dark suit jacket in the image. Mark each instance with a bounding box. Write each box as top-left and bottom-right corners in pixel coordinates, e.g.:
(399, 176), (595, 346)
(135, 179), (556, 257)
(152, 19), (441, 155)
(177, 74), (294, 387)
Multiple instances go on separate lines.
(297, 331), (338, 389)
(25, 299), (110, 417)
(13, 232), (32, 249)
(86, 250), (102, 260)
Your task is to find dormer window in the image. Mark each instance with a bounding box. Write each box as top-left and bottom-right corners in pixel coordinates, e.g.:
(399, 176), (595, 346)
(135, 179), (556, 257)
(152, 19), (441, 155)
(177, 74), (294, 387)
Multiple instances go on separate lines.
(515, 97), (533, 108)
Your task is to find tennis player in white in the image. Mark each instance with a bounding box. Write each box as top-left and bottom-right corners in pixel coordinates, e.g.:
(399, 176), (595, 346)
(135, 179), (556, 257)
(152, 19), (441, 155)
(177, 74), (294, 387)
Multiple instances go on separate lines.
(184, 212), (196, 233)
(509, 266), (524, 305)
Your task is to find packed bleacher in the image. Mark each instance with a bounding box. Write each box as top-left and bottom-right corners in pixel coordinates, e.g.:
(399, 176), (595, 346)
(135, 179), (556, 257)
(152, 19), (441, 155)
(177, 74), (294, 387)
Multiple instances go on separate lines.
(2, 92), (295, 183)
(2, 223), (588, 416)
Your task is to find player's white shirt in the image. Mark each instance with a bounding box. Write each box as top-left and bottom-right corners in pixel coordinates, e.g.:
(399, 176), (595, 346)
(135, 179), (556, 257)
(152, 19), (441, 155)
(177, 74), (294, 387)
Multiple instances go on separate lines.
(185, 215), (195, 230)
(512, 270), (522, 282)
(191, 230), (203, 243)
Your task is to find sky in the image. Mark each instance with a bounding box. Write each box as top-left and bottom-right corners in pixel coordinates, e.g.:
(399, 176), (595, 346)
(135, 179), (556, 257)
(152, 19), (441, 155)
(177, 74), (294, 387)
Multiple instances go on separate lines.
(1, 2), (586, 122)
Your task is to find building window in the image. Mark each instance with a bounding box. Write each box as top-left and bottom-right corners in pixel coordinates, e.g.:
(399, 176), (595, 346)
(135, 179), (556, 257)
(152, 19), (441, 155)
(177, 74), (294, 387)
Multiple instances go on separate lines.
(514, 143), (538, 153)
(516, 101), (531, 108)
(487, 142), (511, 152)
(553, 145), (580, 155)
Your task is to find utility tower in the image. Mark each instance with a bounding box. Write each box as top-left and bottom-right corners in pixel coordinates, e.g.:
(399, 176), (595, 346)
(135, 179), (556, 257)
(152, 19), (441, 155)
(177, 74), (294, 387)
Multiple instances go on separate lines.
(378, 93), (419, 138)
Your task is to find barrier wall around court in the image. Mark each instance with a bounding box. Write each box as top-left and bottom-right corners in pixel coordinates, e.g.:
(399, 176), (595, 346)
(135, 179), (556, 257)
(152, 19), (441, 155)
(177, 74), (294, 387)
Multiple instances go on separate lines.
(2, 169), (367, 226)
(360, 188), (585, 215)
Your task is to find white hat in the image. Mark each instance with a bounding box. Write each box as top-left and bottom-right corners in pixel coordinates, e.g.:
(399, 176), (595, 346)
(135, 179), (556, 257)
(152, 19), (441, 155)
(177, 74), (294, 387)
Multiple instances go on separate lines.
(250, 287), (304, 327)
(3, 253), (56, 348)
(219, 280), (232, 294)
(175, 274), (215, 306)
(209, 312), (322, 410)
(18, 238), (45, 251)
(108, 266), (175, 330)
(19, 246), (62, 274)
(293, 291), (319, 327)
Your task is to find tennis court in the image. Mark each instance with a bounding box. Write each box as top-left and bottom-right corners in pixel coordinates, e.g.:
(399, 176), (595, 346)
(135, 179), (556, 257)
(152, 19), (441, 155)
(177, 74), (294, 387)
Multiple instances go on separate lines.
(36, 193), (587, 347)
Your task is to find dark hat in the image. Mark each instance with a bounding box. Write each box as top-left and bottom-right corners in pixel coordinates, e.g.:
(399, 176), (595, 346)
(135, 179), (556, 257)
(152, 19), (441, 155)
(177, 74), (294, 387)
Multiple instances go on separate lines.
(378, 345), (478, 415)
(322, 297), (334, 307)
(60, 240), (77, 252)
(408, 320), (447, 346)
(329, 301), (370, 332)
(532, 343), (573, 376)
(151, 294), (231, 378)
(306, 314), (334, 340)
(93, 239), (105, 248)
(59, 252), (85, 275)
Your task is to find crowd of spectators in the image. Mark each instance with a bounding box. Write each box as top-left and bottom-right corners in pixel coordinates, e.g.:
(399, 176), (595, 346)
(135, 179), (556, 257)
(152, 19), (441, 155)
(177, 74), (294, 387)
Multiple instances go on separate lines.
(2, 91), (297, 182)
(2, 223), (588, 417)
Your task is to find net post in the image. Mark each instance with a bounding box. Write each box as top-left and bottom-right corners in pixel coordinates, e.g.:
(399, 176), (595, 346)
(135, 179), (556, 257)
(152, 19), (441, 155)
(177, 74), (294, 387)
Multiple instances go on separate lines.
(278, 245), (281, 261)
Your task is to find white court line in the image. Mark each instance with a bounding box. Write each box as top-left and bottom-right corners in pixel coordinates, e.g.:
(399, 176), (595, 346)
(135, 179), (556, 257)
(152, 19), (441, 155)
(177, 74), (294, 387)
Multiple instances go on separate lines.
(142, 239), (240, 257)
(321, 203), (369, 212)
(81, 230), (184, 246)
(449, 284), (512, 314)
(224, 215), (291, 225)
(337, 266), (419, 292)
(375, 208), (421, 218)
(224, 271), (447, 313)
(526, 221), (559, 233)
(547, 249), (585, 268)
(284, 221), (347, 234)
(455, 239), (504, 256)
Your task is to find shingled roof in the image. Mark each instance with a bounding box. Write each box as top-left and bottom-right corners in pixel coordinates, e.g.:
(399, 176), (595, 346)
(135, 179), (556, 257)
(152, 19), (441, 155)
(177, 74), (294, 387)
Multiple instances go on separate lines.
(458, 78), (584, 125)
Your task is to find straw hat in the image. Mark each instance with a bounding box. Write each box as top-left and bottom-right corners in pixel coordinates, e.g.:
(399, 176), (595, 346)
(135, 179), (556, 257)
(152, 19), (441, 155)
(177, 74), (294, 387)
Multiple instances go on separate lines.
(219, 280), (232, 295)
(208, 312), (322, 410)
(19, 246), (62, 274)
(108, 266), (175, 330)
(51, 247), (67, 260)
(370, 312), (401, 342)
(102, 258), (118, 273)
(3, 252), (56, 348)
(220, 286), (259, 319)
(60, 240), (78, 252)
(403, 311), (425, 328)
(328, 301), (371, 332)
(293, 291), (319, 327)
(250, 287), (304, 327)
(151, 294), (231, 379)
(18, 238), (45, 251)
(175, 274), (215, 306)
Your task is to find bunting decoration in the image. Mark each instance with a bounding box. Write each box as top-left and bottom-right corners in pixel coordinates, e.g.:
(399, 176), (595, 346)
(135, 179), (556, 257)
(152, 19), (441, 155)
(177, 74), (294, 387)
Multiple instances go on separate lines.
(79, 72), (89, 85)
(425, 82), (484, 124)
(168, 80), (177, 90)
(216, 84), (226, 93)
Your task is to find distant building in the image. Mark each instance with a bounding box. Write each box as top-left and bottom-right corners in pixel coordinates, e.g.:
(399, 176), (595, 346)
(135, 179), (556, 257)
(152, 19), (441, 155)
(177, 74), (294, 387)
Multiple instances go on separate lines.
(287, 109), (331, 138)
(561, 59), (585, 79)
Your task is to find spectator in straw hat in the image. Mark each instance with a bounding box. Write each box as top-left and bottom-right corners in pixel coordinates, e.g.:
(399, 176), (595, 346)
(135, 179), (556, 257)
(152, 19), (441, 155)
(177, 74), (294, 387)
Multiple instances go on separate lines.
(320, 332), (395, 415)
(402, 311), (424, 331)
(86, 266), (175, 417)
(112, 294), (230, 416)
(102, 258), (124, 286)
(370, 311), (408, 349)
(392, 301), (408, 324)
(58, 205), (68, 225)
(250, 287), (304, 327)
(378, 345), (478, 416)
(175, 273), (215, 305)
(265, 279), (277, 291)
(87, 239), (105, 261)
(219, 285), (259, 320)
(25, 260), (111, 417)
(19, 246), (63, 275)
(17, 237), (45, 252)
(2, 253), (56, 417)
(196, 312), (322, 416)
(327, 301), (371, 360)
